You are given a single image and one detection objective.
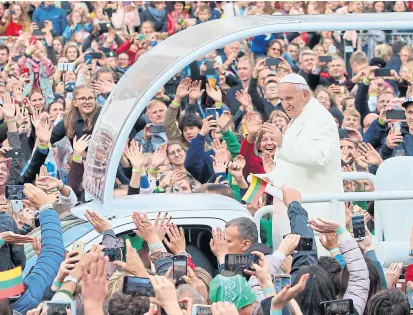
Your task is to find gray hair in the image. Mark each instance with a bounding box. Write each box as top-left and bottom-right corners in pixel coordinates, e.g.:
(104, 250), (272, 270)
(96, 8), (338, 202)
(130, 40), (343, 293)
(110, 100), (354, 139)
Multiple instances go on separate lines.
(299, 49), (315, 61)
(225, 217), (258, 244)
(176, 284), (205, 304)
(294, 83), (311, 93)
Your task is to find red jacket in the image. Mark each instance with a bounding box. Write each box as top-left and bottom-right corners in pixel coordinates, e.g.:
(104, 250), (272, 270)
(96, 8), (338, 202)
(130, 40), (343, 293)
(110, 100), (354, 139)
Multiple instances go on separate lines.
(240, 139), (265, 178)
(167, 11), (189, 36)
(4, 21), (23, 36)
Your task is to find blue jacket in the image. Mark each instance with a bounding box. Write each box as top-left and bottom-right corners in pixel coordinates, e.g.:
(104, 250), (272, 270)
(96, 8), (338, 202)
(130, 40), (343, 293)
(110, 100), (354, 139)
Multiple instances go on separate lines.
(184, 134), (214, 184)
(62, 23), (93, 41)
(251, 34), (275, 55)
(32, 4), (67, 36)
(381, 132), (413, 160)
(12, 209), (65, 314)
(363, 119), (388, 150)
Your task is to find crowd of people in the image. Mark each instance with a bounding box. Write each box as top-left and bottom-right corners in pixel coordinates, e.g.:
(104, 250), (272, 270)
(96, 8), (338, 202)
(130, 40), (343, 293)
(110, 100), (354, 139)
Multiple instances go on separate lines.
(0, 1), (413, 315)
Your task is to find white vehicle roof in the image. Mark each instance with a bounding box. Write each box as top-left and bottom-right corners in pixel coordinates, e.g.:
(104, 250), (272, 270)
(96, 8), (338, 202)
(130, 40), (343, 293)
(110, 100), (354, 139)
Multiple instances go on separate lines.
(71, 193), (249, 221)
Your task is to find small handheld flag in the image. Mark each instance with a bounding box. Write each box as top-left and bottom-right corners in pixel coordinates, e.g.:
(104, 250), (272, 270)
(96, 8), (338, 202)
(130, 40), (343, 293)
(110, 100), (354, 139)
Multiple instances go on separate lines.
(242, 174), (268, 206)
(0, 266), (24, 299)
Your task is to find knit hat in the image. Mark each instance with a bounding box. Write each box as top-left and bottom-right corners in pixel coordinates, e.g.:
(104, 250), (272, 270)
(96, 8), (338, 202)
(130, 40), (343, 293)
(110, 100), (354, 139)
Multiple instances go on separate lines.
(209, 275), (256, 310)
(369, 57), (386, 68)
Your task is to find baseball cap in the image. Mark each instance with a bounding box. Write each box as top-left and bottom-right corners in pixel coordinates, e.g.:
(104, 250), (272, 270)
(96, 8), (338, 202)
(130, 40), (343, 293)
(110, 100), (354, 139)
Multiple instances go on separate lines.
(402, 96), (413, 109)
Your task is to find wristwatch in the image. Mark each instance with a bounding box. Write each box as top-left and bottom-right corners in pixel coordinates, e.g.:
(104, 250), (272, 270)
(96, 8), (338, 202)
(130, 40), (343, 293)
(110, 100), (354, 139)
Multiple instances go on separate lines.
(63, 275), (78, 286)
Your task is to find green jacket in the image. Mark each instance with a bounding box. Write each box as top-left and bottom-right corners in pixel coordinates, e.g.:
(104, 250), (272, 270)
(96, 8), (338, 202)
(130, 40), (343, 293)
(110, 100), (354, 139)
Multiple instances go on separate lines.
(222, 129), (241, 201)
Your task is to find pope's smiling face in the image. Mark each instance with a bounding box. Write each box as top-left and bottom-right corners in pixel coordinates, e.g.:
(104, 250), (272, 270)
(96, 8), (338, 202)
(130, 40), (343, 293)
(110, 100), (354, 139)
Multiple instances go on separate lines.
(278, 83), (310, 118)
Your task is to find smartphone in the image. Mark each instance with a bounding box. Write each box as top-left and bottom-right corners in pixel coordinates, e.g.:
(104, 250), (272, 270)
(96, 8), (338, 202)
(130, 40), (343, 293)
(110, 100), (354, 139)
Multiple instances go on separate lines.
(122, 276), (155, 296)
(224, 254), (259, 274)
(33, 22), (46, 36)
(65, 82), (75, 92)
(4, 149), (22, 159)
(339, 128), (349, 139)
(72, 241), (86, 256)
(274, 274), (291, 293)
(5, 185), (27, 200)
(205, 108), (217, 118)
(20, 223), (33, 235)
(10, 10), (15, 15)
(386, 109), (406, 120)
(44, 301), (76, 315)
(148, 124), (164, 134)
(103, 7), (113, 18)
(320, 299), (354, 315)
(172, 255), (187, 283)
(192, 305), (212, 315)
(103, 248), (122, 262)
(11, 200), (23, 212)
(84, 54), (93, 65)
(319, 56), (333, 63)
(12, 55), (23, 62)
(351, 214), (365, 241)
(205, 60), (216, 75)
(374, 68), (391, 77)
(58, 63), (74, 72)
(265, 58), (281, 67)
(89, 52), (103, 60)
(99, 23), (111, 34)
(296, 236), (313, 251)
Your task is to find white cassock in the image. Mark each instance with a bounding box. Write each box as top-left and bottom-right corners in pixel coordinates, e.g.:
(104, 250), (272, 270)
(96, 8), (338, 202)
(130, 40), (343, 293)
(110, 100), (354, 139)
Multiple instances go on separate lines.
(267, 97), (344, 252)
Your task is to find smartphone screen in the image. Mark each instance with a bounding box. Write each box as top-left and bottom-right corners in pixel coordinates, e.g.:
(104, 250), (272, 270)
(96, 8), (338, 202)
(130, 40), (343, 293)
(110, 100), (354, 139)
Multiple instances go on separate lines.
(122, 276), (155, 296)
(5, 185), (27, 200)
(44, 301), (75, 315)
(319, 56), (333, 63)
(84, 55), (93, 65)
(297, 236), (313, 251)
(90, 52), (103, 60)
(224, 254), (259, 274)
(265, 58), (281, 67)
(386, 109), (406, 120)
(407, 284), (413, 309)
(173, 255), (187, 282)
(205, 61), (216, 75)
(148, 124), (164, 134)
(103, 248), (122, 262)
(352, 214), (365, 240)
(374, 68), (391, 77)
(320, 299), (354, 315)
(274, 275), (291, 293)
(192, 305), (212, 315)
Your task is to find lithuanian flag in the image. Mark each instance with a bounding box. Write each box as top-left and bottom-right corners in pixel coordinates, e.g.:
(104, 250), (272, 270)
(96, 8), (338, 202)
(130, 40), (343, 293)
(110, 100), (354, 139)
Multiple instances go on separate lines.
(0, 266), (24, 299)
(242, 174), (268, 206)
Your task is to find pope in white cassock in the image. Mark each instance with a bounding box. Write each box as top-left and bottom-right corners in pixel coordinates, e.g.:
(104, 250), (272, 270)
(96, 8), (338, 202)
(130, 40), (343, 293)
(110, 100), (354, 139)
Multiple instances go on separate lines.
(265, 74), (344, 250)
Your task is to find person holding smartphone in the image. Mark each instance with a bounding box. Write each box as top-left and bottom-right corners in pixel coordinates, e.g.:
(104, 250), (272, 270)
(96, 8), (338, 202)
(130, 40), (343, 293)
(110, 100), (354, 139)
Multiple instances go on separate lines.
(0, 3), (30, 37)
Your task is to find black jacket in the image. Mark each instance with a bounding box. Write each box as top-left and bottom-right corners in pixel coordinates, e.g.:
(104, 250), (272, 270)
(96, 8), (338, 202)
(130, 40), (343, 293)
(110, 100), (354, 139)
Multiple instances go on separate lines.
(307, 72), (355, 92)
(248, 77), (283, 121)
(0, 212), (25, 272)
(51, 107), (102, 145)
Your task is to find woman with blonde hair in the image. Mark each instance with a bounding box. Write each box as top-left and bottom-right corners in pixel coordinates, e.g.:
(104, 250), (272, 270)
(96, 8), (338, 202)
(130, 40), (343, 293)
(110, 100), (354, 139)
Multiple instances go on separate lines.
(0, 3), (30, 36)
(374, 43), (393, 62)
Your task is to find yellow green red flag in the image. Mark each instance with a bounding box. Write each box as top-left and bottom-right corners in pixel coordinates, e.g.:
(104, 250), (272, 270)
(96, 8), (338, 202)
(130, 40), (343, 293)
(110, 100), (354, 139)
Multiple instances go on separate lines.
(0, 266), (24, 299)
(242, 174), (268, 206)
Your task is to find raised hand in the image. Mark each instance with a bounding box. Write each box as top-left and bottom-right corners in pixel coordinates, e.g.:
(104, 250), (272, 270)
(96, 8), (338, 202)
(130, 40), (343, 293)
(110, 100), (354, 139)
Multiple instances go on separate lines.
(209, 228), (228, 264)
(125, 140), (145, 169)
(358, 142), (383, 166)
(386, 127), (404, 149)
(132, 212), (160, 244)
(199, 115), (217, 137)
(228, 155), (246, 180)
(281, 185), (301, 207)
(216, 111), (232, 132)
(0, 231), (35, 245)
(235, 90), (253, 111)
(244, 112), (261, 136)
(319, 233), (339, 251)
(189, 80), (205, 102)
(149, 275), (180, 312)
(23, 183), (58, 209)
(211, 154), (229, 174)
(262, 152), (274, 173)
(308, 217), (342, 234)
(1, 92), (16, 119)
(113, 239), (149, 277)
(85, 209), (112, 233)
(35, 175), (63, 192)
(385, 262), (403, 289)
(154, 212), (172, 240)
(278, 234), (300, 256)
(271, 273), (310, 310)
(206, 83), (222, 103)
(150, 144), (168, 170)
(164, 224), (186, 254)
(175, 77), (191, 101)
(73, 135), (91, 158)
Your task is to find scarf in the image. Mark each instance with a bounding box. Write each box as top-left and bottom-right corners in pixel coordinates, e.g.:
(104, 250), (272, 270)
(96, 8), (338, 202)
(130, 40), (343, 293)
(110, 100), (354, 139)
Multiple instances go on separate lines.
(148, 6), (166, 21)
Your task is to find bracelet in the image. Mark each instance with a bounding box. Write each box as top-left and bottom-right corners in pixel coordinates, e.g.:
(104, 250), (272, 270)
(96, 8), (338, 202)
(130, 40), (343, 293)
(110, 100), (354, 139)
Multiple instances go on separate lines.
(378, 118), (386, 126)
(149, 168), (159, 174)
(58, 289), (73, 300)
(53, 281), (63, 288)
(270, 311), (282, 315)
(215, 102), (223, 109)
(132, 168), (142, 173)
(148, 242), (164, 251)
(0, 238), (5, 247)
(5, 119), (16, 123)
(58, 182), (65, 191)
(335, 226), (346, 236)
(263, 287), (275, 296)
(171, 101), (181, 108)
(362, 78), (371, 85)
(38, 144), (49, 150)
(39, 204), (54, 212)
(72, 155), (82, 163)
(329, 248), (340, 255)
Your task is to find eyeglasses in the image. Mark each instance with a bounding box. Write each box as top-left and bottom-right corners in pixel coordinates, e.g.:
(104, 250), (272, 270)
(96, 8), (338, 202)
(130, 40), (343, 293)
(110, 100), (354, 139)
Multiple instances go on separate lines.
(76, 96), (95, 104)
(168, 148), (184, 157)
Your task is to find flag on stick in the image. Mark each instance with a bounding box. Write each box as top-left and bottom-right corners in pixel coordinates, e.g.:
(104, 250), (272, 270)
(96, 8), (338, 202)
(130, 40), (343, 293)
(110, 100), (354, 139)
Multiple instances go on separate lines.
(242, 174), (268, 206)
